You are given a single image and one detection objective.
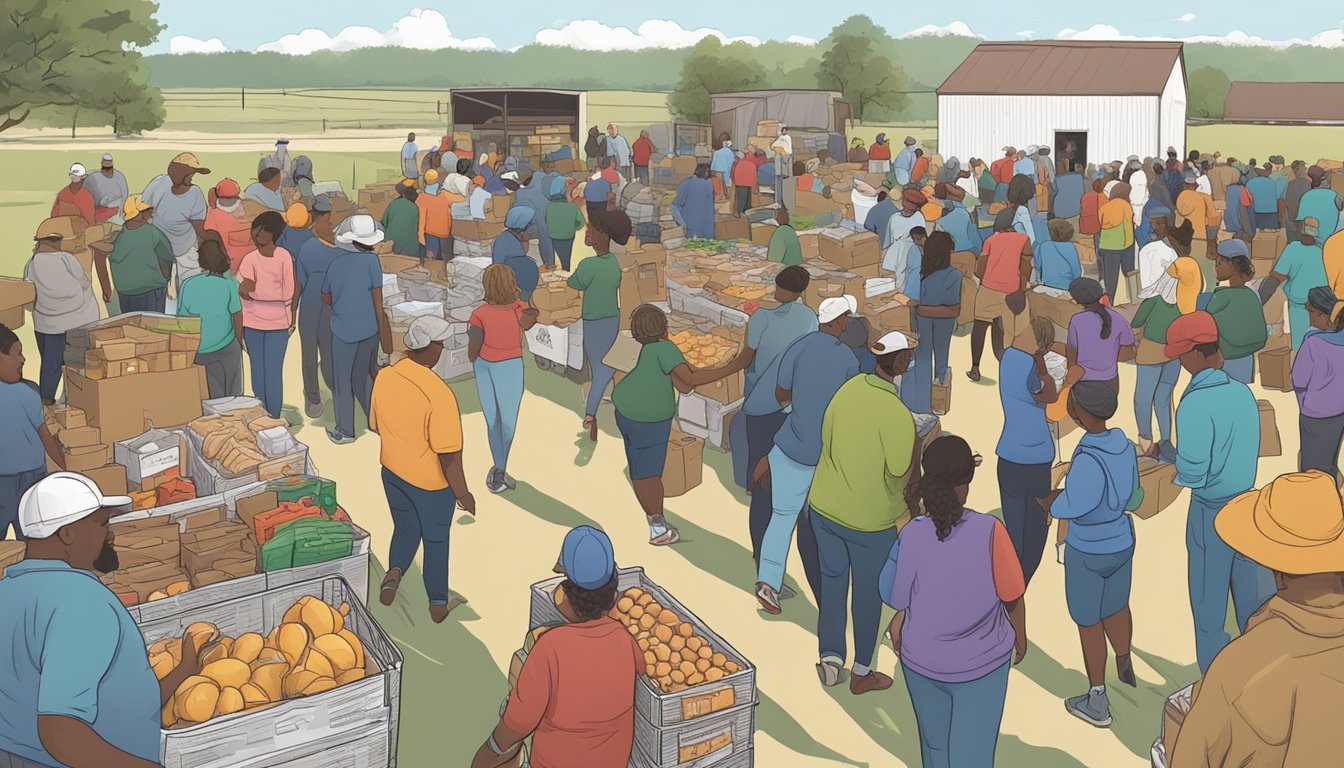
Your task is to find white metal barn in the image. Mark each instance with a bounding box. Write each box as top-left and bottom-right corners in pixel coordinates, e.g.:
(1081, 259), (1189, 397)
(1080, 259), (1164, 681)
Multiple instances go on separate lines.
(936, 41), (1187, 172)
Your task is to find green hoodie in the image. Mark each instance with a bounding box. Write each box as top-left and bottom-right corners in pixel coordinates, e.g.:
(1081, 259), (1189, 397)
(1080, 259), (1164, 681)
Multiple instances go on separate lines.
(1206, 285), (1268, 360)
(546, 198), (586, 241)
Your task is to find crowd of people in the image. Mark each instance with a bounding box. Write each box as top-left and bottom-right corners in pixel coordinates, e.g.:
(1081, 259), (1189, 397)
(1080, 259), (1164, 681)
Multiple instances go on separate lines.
(2, 130), (1343, 768)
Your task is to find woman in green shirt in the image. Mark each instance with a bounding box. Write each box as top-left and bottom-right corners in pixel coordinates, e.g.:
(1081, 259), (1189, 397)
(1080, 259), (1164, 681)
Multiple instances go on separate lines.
(568, 209), (629, 441)
(176, 237), (244, 399)
(612, 304), (738, 546)
(1206, 250), (1267, 384)
(380, 181), (423, 258)
(545, 176), (586, 271)
(767, 208), (802, 265)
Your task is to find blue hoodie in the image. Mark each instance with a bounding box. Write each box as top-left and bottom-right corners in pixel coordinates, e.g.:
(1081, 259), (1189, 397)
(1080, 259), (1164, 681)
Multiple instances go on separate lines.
(1175, 368), (1260, 501)
(1052, 428), (1141, 554)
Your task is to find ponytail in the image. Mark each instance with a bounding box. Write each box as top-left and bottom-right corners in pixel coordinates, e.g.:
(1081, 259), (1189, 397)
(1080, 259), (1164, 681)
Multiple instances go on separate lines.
(1091, 304), (1113, 340)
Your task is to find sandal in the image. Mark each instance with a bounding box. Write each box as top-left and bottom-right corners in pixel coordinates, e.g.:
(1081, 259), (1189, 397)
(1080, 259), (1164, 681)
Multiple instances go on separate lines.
(583, 414), (598, 442)
(649, 527), (681, 546)
(966, 368), (981, 383)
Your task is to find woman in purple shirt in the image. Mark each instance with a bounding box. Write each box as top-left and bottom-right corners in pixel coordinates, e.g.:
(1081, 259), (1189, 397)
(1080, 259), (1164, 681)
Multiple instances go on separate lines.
(880, 435), (1028, 768)
(1294, 286), (1344, 480)
(1065, 277), (1136, 392)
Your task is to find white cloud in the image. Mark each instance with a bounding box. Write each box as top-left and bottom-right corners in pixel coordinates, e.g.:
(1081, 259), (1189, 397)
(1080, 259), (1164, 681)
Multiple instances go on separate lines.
(1017, 30), (1036, 38)
(170, 35), (227, 54)
(532, 20), (760, 51)
(1056, 22), (1344, 48)
(786, 35), (818, 46)
(1176, 13), (1197, 22)
(255, 9), (495, 55)
(896, 21), (980, 39)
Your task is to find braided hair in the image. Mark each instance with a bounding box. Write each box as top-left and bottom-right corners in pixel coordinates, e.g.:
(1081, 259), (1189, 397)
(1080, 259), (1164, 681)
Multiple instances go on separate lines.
(915, 435), (978, 541)
(1069, 278), (1112, 340)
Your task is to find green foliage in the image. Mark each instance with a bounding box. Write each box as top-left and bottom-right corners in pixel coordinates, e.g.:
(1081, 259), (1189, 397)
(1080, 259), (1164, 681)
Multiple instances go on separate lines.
(0, 0), (164, 133)
(817, 34), (911, 121)
(1188, 66), (1232, 120)
(668, 38), (767, 123)
(682, 238), (733, 254)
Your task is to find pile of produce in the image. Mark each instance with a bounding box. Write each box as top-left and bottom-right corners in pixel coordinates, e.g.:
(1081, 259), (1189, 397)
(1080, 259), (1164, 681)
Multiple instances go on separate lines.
(609, 586), (741, 694)
(668, 331), (737, 369)
(681, 239), (734, 254)
(152, 595), (368, 728)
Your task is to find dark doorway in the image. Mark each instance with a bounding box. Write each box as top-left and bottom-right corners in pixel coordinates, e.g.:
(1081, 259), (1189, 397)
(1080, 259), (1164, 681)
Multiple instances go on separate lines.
(1055, 131), (1087, 175)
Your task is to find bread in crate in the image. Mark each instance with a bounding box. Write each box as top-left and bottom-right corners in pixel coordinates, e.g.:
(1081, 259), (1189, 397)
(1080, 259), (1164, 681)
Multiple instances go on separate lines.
(190, 409), (289, 477)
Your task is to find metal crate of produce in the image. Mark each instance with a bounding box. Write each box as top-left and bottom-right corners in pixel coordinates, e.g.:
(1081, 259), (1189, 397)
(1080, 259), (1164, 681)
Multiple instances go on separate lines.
(528, 567), (757, 729)
(138, 575), (402, 768)
(632, 702), (754, 768)
(630, 746), (753, 768)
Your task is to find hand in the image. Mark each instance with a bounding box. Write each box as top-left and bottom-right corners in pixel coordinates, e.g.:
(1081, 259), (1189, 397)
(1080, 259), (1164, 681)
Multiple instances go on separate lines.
(102, 288), (112, 303)
(288, 323), (297, 336)
(457, 491), (477, 516)
(1014, 639), (1028, 665)
(751, 457), (770, 492)
(886, 616), (902, 658)
(176, 628), (212, 679)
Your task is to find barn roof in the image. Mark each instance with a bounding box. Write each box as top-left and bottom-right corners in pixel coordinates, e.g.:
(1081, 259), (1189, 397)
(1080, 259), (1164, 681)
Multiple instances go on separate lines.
(1223, 81), (1344, 124)
(938, 41), (1184, 97)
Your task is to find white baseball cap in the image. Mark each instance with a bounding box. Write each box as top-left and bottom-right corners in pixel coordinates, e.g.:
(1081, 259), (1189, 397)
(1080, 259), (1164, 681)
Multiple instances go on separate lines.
(404, 316), (453, 350)
(871, 331), (917, 355)
(68, 163), (88, 179)
(19, 472), (133, 540)
(817, 294), (858, 324)
(335, 214), (385, 247)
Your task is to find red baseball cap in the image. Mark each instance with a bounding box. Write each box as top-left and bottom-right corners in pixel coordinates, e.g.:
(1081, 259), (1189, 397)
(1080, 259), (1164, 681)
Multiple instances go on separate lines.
(1164, 311), (1219, 359)
(214, 178), (241, 198)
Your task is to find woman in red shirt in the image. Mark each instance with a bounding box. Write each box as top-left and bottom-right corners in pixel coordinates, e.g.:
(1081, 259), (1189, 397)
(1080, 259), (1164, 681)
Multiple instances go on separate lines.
(1079, 178), (1108, 251)
(868, 133), (893, 162)
(730, 150), (758, 215)
(631, 131), (656, 185)
(468, 265), (539, 494)
(969, 209), (1033, 381)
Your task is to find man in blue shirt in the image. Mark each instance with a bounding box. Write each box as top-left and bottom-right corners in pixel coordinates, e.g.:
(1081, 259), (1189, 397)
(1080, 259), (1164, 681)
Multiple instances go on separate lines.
(0, 325), (65, 539)
(671, 165), (715, 240)
(1245, 166), (1282, 231)
(243, 167), (285, 211)
(324, 214), (393, 444)
(891, 136), (917, 187)
(401, 132), (419, 180)
(1167, 311), (1274, 672)
(710, 140), (735, 200)
(933, 183), (983, 255)
(754, 294), (860, 614)
(721, 267), (818, 590)
(0, 472), (207, 768)
(295, 194), (339, 418)
(863, 189), (899, 248)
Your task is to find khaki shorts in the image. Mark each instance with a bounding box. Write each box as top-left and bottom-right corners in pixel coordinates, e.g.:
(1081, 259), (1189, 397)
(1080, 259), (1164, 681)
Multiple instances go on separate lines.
(1135, 335), (1170, 366)
(973, 287), (1026, 337)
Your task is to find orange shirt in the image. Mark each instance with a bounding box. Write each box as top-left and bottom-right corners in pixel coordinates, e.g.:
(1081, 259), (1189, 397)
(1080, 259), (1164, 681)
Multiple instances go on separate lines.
(1079, 191), (1105, 235)
(204, 207), (254, 273)
(1177, 190), (1219, 236)
(1323, 231), (1344, 298)
(502, 618), (644, 768)
(52, 186), (96, 225)
(980, 231), (1029, 293)
(415, 191), (453, 240)
(990, 157), (1015, 185)
(911, 156), (930, 184)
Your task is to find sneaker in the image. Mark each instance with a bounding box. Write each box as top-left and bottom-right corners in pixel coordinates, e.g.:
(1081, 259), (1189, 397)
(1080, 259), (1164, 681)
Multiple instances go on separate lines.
(1065, 690), (1113, 728)
(1116, 654), (1137, 687)
(379, 569), (402, 607)
(755, 583), (781, 615)
(326, 429), (355, 445)
(500, 471), (518, 491)
(649, 527), (681, 546)
(815, 659), (846, 687)
(850, 670), (894, 696)
(485, 469), (506, 494)
(304, 400), (323, 419)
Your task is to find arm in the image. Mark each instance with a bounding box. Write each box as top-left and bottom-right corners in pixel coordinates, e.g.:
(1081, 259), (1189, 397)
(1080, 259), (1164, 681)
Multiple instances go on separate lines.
(38, 717), (162, 768)
(39, 424), (66, 470)
(93, 249), (113, 303)
(1031, 352), (1060, 405)
(989, 520), (1028, 663)
(232, 312), (244, 351)
(1018, 241), (1034, 291)
(1173, 404), (1212, 489)
(467, 326), (483, 363)
(1258, 272), (1285, 304)
(670, 361), (736, 393)
(519, 303), (539, 332)
(373, 288), (392, 353)
(238, 276), (257, 301)
(1005, 598), (1028, 664)
(878, 537), (900, 610)
(417, 201), (428, 246)
(438, 450), (475, 515)
(1046, 456), (1104, 520)
(470, 721), (528, 768)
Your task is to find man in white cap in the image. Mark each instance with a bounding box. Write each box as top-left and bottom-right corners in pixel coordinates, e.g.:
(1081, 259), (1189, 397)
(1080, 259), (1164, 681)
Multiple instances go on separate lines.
(369, 316), (475, 623)
(141, 152), (211, 293)
(808, 329), (919, 696)
(84, 154), (129, 224)
(50, 163), (97, 226)
(0, 473), (210, 768)
(752, 294), (861, 616)
(323, 214), (393, 444)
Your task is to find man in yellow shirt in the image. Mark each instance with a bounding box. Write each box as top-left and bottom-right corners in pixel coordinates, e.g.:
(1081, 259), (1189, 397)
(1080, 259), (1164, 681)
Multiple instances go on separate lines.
(1097, 183), (1135, 299)
(1165, 222), (1204, 314)
(1176, 171), (1221, 289)
(369, 315), (476, 623)
(1325, 230), (1344, 298)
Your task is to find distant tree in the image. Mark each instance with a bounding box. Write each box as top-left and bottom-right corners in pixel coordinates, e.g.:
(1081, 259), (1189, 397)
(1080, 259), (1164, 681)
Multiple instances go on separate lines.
(668, 38), (767, 124)
(1188, 66), (1232, 120)
(816, 34), (910, 121)
(0, 0), (163, 133)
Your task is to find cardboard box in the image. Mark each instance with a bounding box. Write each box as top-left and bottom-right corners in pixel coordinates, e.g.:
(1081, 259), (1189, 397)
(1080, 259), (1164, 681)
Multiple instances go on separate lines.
(949, 251), (979, 327)
(1134, 458), (1179, 520)
(105, 358), (144, 377)
(695, 370), (744, 406)
(818, 230), (881, 271)
(113, 562), (187, 602)
(532, 281), (582, 312)
(176, 504), (227, 531)
(114, 529), (181, 569)
(713, 215), (750, 242)
(1250, 229), (1286, 263)
(750, 224), (775, 247)
(169, 351), (193, 370)
(0, 540), (26, 578)
(1258, 347), (1292, 391)
(98, 340), (138, 361)
(235, 490), (279, 531)
(121, 325), (169, 356)
(142, 352), (172, 373)
(113, 428), (184, 486)
(0, 276), (36, 329)
(52, 406), (86, 430)
(378, 253), (422, 274)
(663, 430), (704, 497)
(65, 367), (207, 444)
(83, 463), (128, 496)
(931, 378), (951, 415)
(58, 425), (102, 449)
(1258, 400), (1281, 457)
(62, 444), (110, 472)
(603, 331), (644, 373)
(798, 231), (820, 259)
(451, 219), (505, 242)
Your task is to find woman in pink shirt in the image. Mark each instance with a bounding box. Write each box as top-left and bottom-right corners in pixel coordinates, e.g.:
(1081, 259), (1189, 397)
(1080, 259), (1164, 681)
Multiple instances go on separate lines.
(238, 211), (296, 418)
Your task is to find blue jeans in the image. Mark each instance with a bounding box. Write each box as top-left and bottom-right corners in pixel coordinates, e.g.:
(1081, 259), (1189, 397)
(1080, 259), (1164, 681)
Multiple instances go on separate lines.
(32, 331), (64, 402)
(758, 446), (820, 595)
(1223, 355), (1253, 385)
(0, 468), (46, 540)
(998, 458), (1052, 586)
(332, 334), (377, 438)
(298, 301), (333, 406)
(902, 661), (1010, 768)
(582, 316), (619, 417)
(118, 287), (167, 314)
(1134, 359), (1180, 442)
(1187, 493), (1275, 672)
(552, 239), (575, 271)
(903, 315), (955, 413)
(474, 357), (524, 473)
(425, 235), (451, 261)
(811, 511), (899, 670)
(244, 328), (289, 419)
(382, 467), (456, 605)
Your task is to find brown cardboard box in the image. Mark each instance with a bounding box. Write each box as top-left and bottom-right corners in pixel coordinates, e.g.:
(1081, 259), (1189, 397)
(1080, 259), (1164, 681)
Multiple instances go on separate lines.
(1028, 290), (1080, 330)
(121, 326), (169, 356)
(235, 490), (279, 531)
(532, 281), (582, 312)
(142, 352), (172, 373)
(1134, 458), (1179, 520)
(798, 231), (820, 259)
(663, 430), (704, 497)
(115, 562), (188, 602)
(0, 277), (36, 329)
(175, 504), (227, 531)
(0, 540), (25, 577)
(603, 332), (643, 374)
(452, 219), (505, 242)
(58, 425), (102, 449)
(169, 332), (200, 352)
(695, 370), (744, 406)
(62, 444), (110, 472)
(83, 464), (128, 496)
(53, 406), (86, 430)
(619, 257), (668, 305)
(931, 378), (951, 415)
(98, 340), (138, 361)
(170, 351), (193, 370)
(950, 251), (979, 326)
(818, 231), (881, 271)
(114, 529), (181, 569)
(1258, 400), (1281, 457)
(64, 367), (207, 444)
(750, 224), (775, 247)
(535, 305), (583, 327)
(378, 253), (422, 274)
(713, 215), (750, 242)
(1258, 347), (1292, 391)
(1250, 229), (1286, 262)
(106, 358), (145, 377)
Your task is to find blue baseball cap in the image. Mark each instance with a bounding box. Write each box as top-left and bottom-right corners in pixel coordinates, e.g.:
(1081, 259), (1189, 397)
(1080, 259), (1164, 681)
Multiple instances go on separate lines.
(556, 526), (615, 590)
(1216, 239), (1249, 259)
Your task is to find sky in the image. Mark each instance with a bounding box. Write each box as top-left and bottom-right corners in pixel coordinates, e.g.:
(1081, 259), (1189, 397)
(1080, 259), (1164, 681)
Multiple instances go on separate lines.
(150, 1), (1344, 55)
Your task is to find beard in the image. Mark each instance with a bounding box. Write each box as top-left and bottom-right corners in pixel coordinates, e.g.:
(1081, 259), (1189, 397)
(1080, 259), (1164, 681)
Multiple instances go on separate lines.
(92, 541), (119, 574)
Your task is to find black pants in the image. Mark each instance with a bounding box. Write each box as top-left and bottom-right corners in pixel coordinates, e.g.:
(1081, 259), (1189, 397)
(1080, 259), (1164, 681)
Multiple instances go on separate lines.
(735, 185), (752, 215)
(747, 412), (822, 602)
(33, 331), (64, 402)
(998, 458), (1052, 586)
(1300, 412), (1344, 480)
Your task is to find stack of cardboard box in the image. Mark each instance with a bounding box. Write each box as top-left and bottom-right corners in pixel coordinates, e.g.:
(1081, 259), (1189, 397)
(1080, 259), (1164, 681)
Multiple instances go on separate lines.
(619, 245), (670, 329)
(180, 520), (256, 587)
(357, 182), (400, 221)
(0, 276), (35, 329)
(817, 229), (881, 273)
(533, 274), (583, 326)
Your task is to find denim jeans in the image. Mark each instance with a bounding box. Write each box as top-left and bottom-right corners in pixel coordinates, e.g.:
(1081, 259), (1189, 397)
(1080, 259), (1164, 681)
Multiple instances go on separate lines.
(582, 316), (620, 417)
(902, 661), (1010, 768)
(634, 166), (650, 184)
(425, 234), (452, 261)
(1223, 355), (1253, 385)
(474, 357), (524, 473)
(1300, 412), (1344, 480)
(0, 467), (46, 540)
(332, 334), (377, 438)
(382, 467), (456, 605)
(811, 511), (899, 670)
(552, 239), (575, 271)
(118, 287), (167, 314)
(32, 331), (64, 402)
(747, 413), (789, 561)
(758, 445), (822, 601)
(298, 301), (334, 406)
(1187, 492), (1275, 672)
(1133, 359), (1180, 442)
(998, 458), (1052, 586)
(195, 338), (243, 399)
(903, 315), (955, 414)
(1098, 248), (1126, 299)
(244, 327), (289, 419)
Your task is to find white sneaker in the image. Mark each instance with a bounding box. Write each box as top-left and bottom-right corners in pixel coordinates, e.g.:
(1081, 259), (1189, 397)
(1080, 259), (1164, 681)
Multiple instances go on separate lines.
(816, 659), (846, 687)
